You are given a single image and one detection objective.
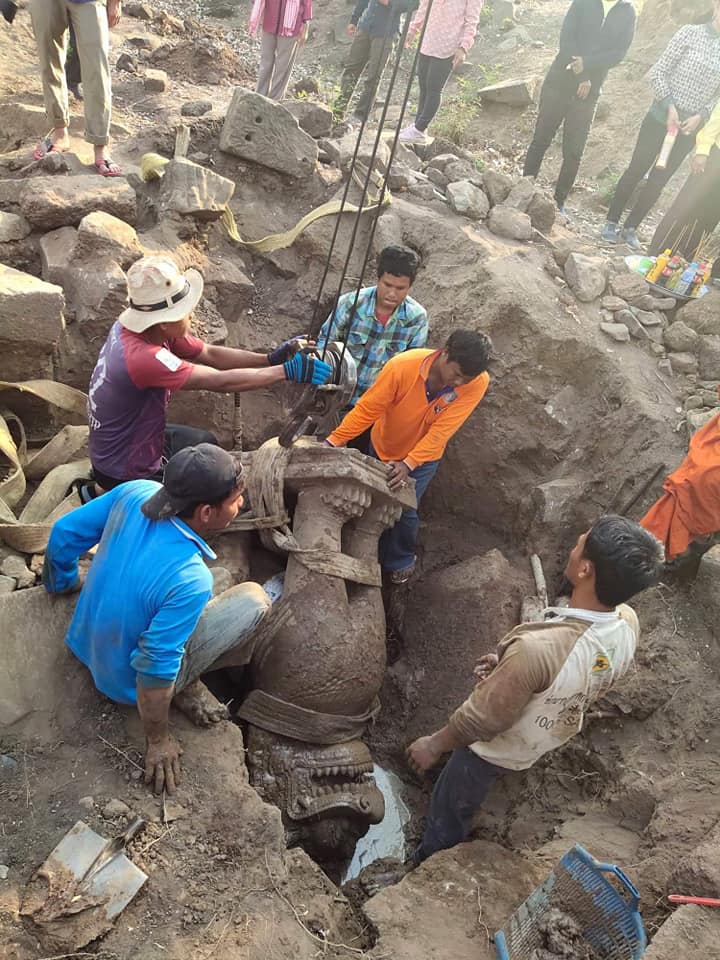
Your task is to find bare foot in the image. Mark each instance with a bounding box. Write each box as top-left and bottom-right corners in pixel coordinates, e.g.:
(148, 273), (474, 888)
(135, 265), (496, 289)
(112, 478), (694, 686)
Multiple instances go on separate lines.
(173, 680), (229, 727)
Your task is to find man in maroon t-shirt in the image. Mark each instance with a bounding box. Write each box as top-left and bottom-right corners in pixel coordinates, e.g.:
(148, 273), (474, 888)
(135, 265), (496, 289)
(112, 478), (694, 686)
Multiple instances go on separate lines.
(85, 256), (331, 497)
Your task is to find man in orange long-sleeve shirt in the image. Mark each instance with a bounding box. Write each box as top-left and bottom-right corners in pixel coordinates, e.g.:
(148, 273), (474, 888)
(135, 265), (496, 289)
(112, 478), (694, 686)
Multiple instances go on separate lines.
(326, 329), (492, 583)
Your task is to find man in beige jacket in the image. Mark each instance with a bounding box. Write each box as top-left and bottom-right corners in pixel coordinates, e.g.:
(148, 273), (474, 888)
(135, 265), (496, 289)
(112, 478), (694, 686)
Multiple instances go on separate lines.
(406, 515), (664, 863)
(30, 0), (122, 176)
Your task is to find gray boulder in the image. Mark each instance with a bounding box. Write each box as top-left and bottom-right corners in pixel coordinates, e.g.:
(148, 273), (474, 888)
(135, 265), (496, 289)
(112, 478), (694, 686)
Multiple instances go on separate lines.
(443, 158), (483, 187)
(680, 290), (720, 335)
(564, 253), (607, 302)
(0, 212), (31, 243)
(504, 176), (536, 212)
(600, 322), (630, 342)
(698, 334), (720, 379)
(483, 170), (513, 207)
(668, 352), (698, 374)
(220, 88), (318, 179)
(283, 99), (334, 138)
(663, 320), (698, 354)
(488, 205), (532, 241)
(20, 175), (136, 229)
(610, 271), (648, 303)
(446, 180), (490, 220)
(527, 193), (556, 233)
(0, 265), (65, 380)
(75, 211), (143, 268)
(478, 77), (539, 107)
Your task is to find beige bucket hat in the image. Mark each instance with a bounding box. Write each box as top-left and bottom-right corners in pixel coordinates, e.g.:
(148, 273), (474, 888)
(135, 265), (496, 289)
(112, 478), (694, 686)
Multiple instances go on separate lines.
(119, 255), (204, 333)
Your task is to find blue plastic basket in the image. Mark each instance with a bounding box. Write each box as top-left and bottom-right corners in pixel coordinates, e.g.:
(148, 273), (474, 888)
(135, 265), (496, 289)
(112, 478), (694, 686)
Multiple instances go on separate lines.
(494, 844), (647, 960)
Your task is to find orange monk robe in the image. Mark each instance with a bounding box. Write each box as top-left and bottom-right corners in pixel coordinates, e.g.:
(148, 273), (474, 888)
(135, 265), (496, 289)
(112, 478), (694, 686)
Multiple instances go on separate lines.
(641, 413), (720, 560)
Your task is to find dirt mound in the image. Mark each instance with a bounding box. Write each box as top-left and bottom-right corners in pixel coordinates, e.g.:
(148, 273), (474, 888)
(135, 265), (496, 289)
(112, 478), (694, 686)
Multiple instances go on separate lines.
(151, 36), (253, 85)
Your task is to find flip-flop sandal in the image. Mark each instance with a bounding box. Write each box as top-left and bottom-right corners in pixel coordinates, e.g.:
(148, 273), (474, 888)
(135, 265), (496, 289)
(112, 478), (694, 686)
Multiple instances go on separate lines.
(33, 137), (68, 161)
(95, 158), (122, 178)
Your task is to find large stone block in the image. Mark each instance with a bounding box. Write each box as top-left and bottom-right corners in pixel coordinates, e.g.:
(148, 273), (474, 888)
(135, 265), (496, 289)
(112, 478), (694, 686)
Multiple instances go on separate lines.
(488, 204), (532, 240)
(40, 226), (78, 285)
(610, 271), (649, 303)
(0, 212), (31, 243)
(679, 289), (720, 335)
(20, 175), (137, 229)
(504, 176), (536, 212)
(219, 88), (318, 179)
(158, 157), (235, 220)
(0, 264), (65, 346)
(698, 334), (720, 379)
(446, 180), (489, 220)
(669, 822), (720, 898)
(75, 211), (143, 268)
(478, 77), (539, 107)
(63, 260), (128, 330)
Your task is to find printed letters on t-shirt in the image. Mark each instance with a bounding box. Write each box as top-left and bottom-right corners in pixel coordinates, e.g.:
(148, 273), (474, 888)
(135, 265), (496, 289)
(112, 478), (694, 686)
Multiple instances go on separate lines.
(155, 347), (184, 372)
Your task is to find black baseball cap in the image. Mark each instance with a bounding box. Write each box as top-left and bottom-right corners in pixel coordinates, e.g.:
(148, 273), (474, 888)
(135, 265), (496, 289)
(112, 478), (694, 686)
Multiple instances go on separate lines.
(142, 443), (242, 521)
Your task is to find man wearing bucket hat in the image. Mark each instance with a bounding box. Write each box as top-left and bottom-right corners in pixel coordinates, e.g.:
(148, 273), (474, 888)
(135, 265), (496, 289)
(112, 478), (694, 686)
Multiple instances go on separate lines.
(44, 443), (271, 795)
(83, 255), (332, 499)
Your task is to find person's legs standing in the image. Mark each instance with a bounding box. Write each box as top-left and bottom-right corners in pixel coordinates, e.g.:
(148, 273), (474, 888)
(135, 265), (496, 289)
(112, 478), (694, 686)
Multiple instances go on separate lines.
(648, 163), (710, 256)
(414, 54), (454, 132)
(174, 582), (272, 690)
(67, 0), (112, 153)
(30, 0), (71, 148)
(414, 52), (431, 126)
(378, 458), (439, 574)
(355, 34), (392, 119)
(606, 110), (667, 225)
(337, 30), (372, 118)
(267, 34), (299, 100)
(414, 748), (505, 863)
(623, 131), (697, 231)
(256, 30), (278, 96)
(523, 72), (572, 180)
(554, 92), (598, 208)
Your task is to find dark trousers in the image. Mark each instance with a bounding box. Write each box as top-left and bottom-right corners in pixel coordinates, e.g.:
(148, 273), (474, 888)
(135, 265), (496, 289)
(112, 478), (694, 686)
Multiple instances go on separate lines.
(607, 108), (697, 229)
(370, 443), (439, 572)
(415, 52), (454, 132)
(92, 424), (218, 490)
(523, 70), (598, 207)
(649, 145), (720, 258)
(415, 748), (506, 863)
(338, 30), (392, 119)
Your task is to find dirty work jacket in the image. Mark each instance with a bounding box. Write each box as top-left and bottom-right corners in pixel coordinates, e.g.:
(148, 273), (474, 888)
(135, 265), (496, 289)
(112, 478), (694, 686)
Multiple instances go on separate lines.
(549, 0), (636, 91)
(43, 480), (213, 705)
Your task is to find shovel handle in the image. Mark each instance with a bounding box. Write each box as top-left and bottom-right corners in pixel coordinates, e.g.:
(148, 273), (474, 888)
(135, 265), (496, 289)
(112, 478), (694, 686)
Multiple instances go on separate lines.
(669, 895), (720, 908)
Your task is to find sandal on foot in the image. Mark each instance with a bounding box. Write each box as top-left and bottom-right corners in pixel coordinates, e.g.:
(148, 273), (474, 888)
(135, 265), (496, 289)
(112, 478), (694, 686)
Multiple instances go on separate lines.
(33, 137), (68, 161)
(95, 157), (122, 177)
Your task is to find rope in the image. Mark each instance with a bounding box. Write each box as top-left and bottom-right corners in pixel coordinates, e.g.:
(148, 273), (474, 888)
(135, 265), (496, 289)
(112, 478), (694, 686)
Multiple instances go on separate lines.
(246, 438), (382, 586)
(238, 689), (381, 744)
(0, 381), (89, 554)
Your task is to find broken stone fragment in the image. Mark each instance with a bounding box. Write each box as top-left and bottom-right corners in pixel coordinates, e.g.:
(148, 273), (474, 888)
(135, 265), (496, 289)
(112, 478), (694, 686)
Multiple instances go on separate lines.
(483, 170), (513, 207)
(668, 351), (698, 374)
(0, 212), (31, 243)
(443, 158), (483, 187)
(20, 175), (136, 229)
(0, 575), (16, 594)
(0, 265), (65, 380)
(426, 167), (449, 189)
(220, 88), (318, 180)
(488, 204), (532, 241)
(698, 334), (720, 379)
(687, 406), (720, 433)
(601, 295), (628, 312)
(181, 99), (213, 117)
(527, 193), (556, 234)
(532, 478), (583, 523)
(116, 52), (138, 73)
(564, 253), (608, 302)
(679, 290), (720, 335)
(600, 321), (630, 342)
(75, 211), (143, 268)
(1, 555), (35, 589)
(663, 320), (698, 354)
(158, 157), (235, 220)
(103, 798), (131, 819)
(478, 77), (539, 107)
(124, 0), (153, 18)
(504, 176), (536, 213)
(282, 99), (334, 138)
(40, 226), (77, 285)
(144, 67), (169, 92)
(616, 309), (647, 340)
(446, 180), (489, 220)
(63, 260), (128, 330)
(610, 271), (648, 303)
(426, 152), (460, 172)
(634, 308), (663, 327)
(78, 796), (95, 811)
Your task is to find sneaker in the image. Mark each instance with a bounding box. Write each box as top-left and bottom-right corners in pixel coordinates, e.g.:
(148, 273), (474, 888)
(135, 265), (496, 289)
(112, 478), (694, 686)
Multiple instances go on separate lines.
(399, 124), (427, 143)
(621, 227), (642, 251)
(601, 221), (621, 243)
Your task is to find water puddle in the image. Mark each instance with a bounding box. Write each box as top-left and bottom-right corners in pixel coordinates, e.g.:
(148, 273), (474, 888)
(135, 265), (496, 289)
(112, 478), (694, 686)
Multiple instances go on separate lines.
(342, 765), (410, 883)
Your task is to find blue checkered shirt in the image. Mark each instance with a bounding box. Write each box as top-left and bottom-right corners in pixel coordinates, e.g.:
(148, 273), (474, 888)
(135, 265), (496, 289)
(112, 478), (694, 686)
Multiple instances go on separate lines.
(318, 286), (428, 404)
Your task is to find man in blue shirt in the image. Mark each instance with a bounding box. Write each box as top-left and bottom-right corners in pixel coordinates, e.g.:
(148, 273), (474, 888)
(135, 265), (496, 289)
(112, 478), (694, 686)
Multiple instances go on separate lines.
(43, 444), (271, 795)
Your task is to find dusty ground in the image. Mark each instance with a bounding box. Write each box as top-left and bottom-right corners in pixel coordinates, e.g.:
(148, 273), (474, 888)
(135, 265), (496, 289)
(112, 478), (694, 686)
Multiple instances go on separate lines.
(2, 1), (720, 958)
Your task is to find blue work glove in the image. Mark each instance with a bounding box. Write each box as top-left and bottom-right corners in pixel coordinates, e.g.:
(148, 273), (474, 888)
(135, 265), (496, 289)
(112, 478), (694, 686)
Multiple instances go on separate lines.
(267, 337), (302, 366)
(283, 353), (333, 385)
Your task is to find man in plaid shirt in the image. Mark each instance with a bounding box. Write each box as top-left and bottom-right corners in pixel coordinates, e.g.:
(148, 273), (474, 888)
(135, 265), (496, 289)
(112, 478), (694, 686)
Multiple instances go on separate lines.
(318, 245), (428, 409)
